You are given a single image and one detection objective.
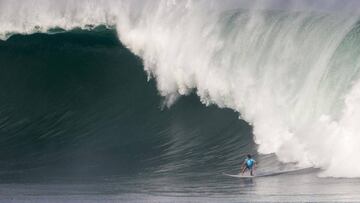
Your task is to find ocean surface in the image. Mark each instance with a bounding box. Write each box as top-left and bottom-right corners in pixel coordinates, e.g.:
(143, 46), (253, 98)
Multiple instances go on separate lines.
(1, 0), (360, 202)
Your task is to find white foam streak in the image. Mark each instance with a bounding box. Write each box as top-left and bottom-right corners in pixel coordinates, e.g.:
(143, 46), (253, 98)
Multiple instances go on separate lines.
(1, 0), (360, 177)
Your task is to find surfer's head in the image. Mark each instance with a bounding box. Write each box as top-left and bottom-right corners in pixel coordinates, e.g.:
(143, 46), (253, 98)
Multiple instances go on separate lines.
(247, 154), (252, 158)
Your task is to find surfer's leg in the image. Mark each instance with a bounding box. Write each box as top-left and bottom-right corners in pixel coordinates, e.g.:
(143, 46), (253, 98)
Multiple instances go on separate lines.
(241, 166), (246, 174)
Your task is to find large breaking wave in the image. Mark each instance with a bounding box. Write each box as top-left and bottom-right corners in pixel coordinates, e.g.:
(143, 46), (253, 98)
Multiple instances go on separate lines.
(1, 0), (360, 177)
(0, 28), (256, 180)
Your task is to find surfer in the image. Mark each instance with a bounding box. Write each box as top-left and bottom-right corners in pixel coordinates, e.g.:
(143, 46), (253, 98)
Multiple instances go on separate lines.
(241, 154), (256, 176)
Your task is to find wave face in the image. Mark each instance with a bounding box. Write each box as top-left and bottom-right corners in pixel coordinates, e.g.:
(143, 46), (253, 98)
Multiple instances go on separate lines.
(0, 28), (255, 180)
(1, 0), (360, 177)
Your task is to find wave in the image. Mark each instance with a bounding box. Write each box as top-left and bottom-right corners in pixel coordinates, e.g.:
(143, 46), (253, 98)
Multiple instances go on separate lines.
(0, 29), (259, 179)
(1, 0), (360, 177)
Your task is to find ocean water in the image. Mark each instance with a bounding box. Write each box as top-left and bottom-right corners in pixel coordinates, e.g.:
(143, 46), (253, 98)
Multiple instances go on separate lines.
(1, 172), (360, 202)
(1, 0), (360, 202)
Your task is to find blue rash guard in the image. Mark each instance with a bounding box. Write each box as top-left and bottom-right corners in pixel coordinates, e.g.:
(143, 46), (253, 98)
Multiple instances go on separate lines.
(245, 158), (255, 169)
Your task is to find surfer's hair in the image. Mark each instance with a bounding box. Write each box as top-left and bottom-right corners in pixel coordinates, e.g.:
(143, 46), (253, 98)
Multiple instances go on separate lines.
(247, 154), (251, 158)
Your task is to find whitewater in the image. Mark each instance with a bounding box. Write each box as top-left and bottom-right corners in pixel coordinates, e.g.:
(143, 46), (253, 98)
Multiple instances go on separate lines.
(1, 0), (360, 178)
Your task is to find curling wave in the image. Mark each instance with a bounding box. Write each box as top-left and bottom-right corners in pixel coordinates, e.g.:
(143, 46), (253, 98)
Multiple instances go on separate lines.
(1, 0), (360, 177)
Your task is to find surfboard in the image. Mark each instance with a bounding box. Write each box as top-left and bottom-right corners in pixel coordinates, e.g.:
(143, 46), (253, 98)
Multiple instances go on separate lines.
(223, 168), (305, 178)
(223, 173), (256, 178)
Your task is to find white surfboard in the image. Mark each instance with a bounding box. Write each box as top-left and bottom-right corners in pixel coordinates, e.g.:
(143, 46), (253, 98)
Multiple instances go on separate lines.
(223, 173), (256, 178)
(223, 168), (305, 178)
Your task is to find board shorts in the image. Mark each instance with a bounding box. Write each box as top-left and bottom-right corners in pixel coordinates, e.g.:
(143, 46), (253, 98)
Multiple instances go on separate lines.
(246, 164), (253, 169)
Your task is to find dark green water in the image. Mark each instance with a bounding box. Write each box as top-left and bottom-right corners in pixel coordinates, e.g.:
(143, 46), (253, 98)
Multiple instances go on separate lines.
(1, 28), (360, 203)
